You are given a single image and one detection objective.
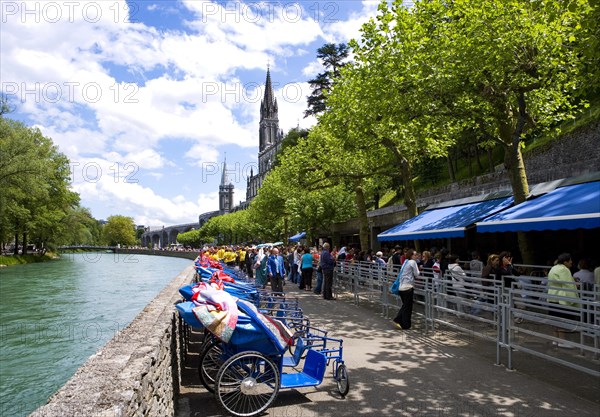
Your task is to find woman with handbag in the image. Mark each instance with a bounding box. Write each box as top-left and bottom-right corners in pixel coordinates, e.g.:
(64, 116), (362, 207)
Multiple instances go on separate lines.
(392, 249), (420, 330)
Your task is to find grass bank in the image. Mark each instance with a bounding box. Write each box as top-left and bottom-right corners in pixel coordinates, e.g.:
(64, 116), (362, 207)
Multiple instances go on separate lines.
(0, 253), (59, 267)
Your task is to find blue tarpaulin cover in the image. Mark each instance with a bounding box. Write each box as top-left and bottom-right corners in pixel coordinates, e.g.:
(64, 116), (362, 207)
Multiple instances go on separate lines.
(476, 181), (600, 233)
(289, 231), (306, 242)
(378, 197), (514, 241)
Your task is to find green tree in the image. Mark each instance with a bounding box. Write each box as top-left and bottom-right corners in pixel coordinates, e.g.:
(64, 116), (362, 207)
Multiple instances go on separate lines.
(304, 43), (350, 118)
(178, 229), (202, 248)
(0, 117), (79, 252)
(60, 206), (102, 246)
(426, 0), (593, 261)
(258, 123), (377, 249)
(333, 0), (593, 258)
(102, 215), (136, 247)
(343, 1), (457, 220)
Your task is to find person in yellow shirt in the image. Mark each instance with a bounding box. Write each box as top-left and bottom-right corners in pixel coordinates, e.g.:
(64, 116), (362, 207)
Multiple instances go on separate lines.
(217, 246), (225, 261)
(547, 253), (580, 348)
(223, 247), (237, 266)
(238, 247), (246, 272)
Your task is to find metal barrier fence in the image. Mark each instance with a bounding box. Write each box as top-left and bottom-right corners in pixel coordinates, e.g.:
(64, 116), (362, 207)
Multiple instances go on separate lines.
(333, 260), (600, 377)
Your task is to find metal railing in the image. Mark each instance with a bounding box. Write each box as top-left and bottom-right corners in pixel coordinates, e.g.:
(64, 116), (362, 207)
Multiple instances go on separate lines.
(334, 260), (600, 377)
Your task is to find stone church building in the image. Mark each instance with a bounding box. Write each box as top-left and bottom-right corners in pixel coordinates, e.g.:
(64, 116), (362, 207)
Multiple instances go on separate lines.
(217, 68), (284, 216)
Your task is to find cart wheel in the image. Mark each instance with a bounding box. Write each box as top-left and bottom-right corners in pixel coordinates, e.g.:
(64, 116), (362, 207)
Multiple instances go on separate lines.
(198, 340), (224, 393)
(215, 351), (280, 417)
(336, 363), (349, 398)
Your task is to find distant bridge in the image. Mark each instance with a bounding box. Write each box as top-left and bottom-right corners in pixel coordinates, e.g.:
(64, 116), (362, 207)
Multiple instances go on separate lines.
(140, 210), (219, 248)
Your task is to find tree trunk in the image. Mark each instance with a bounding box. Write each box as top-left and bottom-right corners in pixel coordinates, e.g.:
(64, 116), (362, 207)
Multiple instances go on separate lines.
(503, 144), (529, 205)
(354, 181), (370, 252)
(467, 146), (473, 177)
(401, 158), (418, 218)
(447, 154), (455, 181)
(487, 148), (494, 173)
(500, 92), (533, 263)
(22, 232), (27, 255)
(13, 231), (19, 255)
(475, 143), (483, 171)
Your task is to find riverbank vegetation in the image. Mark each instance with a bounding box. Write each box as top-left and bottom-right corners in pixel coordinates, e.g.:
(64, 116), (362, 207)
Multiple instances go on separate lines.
(0, 252), (58, 266)
(0, 101), (106, 256)
(179, 0), (599, 256)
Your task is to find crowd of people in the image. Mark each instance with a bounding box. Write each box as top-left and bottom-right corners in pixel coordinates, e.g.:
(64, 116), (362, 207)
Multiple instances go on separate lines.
(198, 243), (599, 338)
(198, 242), (338, 300)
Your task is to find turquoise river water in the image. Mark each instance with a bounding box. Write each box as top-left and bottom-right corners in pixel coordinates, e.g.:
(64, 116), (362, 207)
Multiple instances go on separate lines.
(0, 252), (192, 417)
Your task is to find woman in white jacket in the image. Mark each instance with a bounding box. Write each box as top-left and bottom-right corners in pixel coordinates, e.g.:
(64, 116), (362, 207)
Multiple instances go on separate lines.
(392, 249), (420, 330)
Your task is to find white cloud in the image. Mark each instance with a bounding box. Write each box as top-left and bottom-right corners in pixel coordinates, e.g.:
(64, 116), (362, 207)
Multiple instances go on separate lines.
(185, 145), (220, 169)
(302, 60), (325, 78)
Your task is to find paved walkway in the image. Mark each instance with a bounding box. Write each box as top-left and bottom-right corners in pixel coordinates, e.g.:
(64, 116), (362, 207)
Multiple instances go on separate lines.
(176, 285), (599, 417)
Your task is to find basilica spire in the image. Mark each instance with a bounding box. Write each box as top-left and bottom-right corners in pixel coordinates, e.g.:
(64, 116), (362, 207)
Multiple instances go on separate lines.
(261, 67), (278, 120)
(220, 155), (231, 186)
(219, 155), (234, 215)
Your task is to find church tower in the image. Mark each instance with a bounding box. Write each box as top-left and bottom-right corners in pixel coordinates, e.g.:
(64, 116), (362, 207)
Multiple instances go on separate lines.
(219, 158), (234, 215)
(247, 68), (284, 202)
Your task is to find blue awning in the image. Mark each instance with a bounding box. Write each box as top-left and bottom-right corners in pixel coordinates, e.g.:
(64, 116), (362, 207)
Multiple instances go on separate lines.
(476, 181), (600, 233)
(378, 196), (513, 241)
(289, 231), (306, 242)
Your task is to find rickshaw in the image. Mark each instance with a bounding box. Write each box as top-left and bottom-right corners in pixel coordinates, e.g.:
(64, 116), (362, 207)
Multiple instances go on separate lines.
(175, 298), (350, 417)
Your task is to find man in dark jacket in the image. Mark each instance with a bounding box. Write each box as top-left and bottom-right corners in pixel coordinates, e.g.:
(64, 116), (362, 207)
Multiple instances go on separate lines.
(267, 247), (286, 294)
(320, 242), (336, 300)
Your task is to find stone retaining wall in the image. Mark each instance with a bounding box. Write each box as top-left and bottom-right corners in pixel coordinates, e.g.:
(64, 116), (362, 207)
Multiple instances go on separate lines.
(362, 120), (600, 232)
(29, 264), (196, 417)
(417, 120), (600, 207)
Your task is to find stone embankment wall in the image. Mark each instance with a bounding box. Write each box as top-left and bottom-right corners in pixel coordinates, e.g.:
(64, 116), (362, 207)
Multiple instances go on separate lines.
(29, 264), (196, 417)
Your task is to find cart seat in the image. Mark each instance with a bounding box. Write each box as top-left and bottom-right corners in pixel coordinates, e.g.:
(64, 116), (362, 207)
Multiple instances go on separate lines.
(282, 337), (307, 367)
(280, 349), (327, 389)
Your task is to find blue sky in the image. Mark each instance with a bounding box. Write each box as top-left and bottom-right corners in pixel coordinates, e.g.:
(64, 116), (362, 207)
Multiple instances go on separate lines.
(1, 0), (390, 227)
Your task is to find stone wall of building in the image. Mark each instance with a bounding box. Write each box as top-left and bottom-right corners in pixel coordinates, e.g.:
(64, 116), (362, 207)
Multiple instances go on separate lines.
(29, 264), (196, 417)
(416, 120), (600, 207)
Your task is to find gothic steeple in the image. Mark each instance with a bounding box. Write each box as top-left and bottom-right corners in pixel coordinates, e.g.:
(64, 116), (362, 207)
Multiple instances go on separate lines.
(260, 67), (278, 121)
(219, 156), (234, 215)
(259, 67), (280, 152)
(220, 157), (231, 187)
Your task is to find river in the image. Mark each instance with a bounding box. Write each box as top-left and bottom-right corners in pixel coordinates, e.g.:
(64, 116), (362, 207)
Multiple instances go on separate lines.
(0, 252), (192, 417)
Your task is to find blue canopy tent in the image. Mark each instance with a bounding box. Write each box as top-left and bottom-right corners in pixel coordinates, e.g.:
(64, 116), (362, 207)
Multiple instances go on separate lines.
(476, 181), (600, 233)
(378, 196), (513, 241)
(288, 232), (306, 242)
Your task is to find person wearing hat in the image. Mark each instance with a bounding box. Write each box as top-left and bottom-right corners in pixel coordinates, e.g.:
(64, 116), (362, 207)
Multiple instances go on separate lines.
(374, 251), (387, 267)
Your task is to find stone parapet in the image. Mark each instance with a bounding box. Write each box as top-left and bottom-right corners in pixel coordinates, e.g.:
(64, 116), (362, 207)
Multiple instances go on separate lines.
(29, 264), (196, 417)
